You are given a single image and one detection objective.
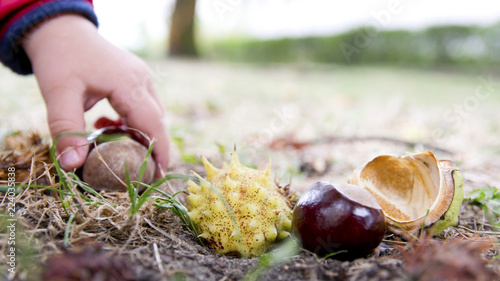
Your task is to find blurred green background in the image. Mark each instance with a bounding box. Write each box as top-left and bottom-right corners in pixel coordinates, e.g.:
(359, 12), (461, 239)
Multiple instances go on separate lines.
(203, 24), (500, 65)
(103, 1), (500, 67)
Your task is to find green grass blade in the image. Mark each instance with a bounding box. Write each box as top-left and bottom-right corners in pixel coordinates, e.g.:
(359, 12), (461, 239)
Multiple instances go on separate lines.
(391, 222), (419, 241)
(243, 236), (300, 281)
(0, 185), (21, 194)
(125, 163), (138, 215)
(135, 184), (158, 210)
(50, 131), (92, 216)
(50, 132), (89, 190)
(420, 209), (430, 237)
(153, 188), (204, 247)
(322, 250), (348, 259)
(138, 139), (155, 183)
(0, 184), (75, 196)
(151, 174), (198, 189)
(68, 174), (117, 207)
(126, 173), (195, 216)
(63, 212), (76, 247)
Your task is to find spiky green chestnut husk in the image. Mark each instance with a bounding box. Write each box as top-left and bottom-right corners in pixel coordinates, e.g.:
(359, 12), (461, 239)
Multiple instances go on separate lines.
(186, 153), (292, 257)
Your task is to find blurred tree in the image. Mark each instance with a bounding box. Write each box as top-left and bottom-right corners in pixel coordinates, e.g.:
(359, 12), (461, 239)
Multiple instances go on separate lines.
(424, 26), (473, 64)
(169, 0), (198, 57)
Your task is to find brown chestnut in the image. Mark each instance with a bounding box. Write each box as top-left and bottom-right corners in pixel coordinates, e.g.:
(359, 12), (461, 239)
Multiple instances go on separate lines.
(82, 138), (156, 192)
(292, 181), (385, 260)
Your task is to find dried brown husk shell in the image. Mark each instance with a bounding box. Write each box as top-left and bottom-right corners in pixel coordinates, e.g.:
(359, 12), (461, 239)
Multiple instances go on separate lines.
(348, 151), (463, 234)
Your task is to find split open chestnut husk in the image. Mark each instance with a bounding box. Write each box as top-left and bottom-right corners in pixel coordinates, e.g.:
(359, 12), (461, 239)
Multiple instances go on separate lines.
(348, 151), (464, 235)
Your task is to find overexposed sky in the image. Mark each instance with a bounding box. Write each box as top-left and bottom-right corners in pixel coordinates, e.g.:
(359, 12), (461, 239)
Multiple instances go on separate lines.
(93, 0), (500, 50)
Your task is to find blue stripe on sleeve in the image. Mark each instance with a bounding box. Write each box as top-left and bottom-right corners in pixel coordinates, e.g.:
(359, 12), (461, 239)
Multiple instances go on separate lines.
(0, 0), (98, 75)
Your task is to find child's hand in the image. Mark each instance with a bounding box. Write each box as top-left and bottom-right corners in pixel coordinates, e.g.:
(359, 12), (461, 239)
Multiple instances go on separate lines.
(22, 14), (169, 175)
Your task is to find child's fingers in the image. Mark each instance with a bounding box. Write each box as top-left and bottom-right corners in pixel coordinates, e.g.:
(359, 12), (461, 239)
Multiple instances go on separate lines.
(44, 87), (89, 171)
(108, 91), (170, 177)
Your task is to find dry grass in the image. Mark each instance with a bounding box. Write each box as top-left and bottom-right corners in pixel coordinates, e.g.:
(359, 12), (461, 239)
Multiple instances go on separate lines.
(1, 131), (499, 281)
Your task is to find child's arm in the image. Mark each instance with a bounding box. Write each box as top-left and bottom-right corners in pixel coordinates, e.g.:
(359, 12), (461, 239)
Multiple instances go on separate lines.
(1, 2), (170, 174)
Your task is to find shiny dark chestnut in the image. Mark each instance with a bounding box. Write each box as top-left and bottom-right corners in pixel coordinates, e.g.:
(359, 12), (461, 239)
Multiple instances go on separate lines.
(292, 181), (385, 260)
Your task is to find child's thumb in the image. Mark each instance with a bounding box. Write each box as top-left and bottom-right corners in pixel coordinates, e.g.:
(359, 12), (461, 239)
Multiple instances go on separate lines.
(45, 90), (89, 171)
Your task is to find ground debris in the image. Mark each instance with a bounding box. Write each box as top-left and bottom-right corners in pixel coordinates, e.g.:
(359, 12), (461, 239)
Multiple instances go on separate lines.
(42, 240), (137, 281)
(401, 235), (499, 281)
(2, 131), (500, 281)
(0, 131), (53, 185)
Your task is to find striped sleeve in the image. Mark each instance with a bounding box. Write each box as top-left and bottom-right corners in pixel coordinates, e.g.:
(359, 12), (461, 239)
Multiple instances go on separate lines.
(0, 0), (98, 74)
